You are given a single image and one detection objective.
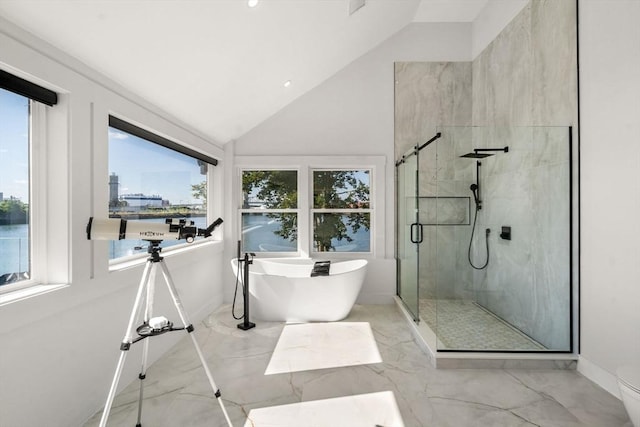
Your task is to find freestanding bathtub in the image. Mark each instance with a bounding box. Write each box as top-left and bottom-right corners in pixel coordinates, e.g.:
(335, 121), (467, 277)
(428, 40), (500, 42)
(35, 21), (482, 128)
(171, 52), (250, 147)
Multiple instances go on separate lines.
(230, 257), (368, 322)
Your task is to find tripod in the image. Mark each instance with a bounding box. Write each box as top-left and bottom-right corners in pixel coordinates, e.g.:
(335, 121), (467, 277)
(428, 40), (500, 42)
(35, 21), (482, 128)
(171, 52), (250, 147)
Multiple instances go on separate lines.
(99, 241), (233, 427)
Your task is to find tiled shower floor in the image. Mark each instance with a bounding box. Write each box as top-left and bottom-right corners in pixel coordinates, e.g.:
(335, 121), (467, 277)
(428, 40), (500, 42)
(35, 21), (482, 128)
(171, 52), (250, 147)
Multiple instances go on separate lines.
(419, 299), (545, 351)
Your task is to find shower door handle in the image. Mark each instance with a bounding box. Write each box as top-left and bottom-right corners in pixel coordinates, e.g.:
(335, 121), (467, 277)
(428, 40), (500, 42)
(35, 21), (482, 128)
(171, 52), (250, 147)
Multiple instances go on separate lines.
(410, 223), (424, 244)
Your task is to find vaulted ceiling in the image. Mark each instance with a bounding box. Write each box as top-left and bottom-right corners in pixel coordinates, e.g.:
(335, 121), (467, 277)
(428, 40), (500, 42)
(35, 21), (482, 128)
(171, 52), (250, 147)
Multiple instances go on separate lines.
(0, 0), (489, 143)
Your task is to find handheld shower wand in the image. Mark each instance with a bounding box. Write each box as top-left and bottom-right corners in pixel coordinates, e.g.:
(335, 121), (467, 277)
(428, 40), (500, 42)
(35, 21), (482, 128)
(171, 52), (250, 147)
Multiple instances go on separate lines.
(468, 173), (489, 270)
(470, 183), (480, 210)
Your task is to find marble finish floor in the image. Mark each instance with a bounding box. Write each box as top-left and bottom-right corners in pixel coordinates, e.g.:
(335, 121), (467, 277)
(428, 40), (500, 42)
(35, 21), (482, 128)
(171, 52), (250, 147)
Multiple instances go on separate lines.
(265, 322), (382, 375)
(85, 304), (631, 427)
(420, 299), (545, 351)
(243, 390), (404, 427)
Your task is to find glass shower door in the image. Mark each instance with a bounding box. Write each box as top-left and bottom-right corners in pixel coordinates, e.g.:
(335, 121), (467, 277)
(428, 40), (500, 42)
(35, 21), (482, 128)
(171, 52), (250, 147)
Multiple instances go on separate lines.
(397, 153), (420, 320)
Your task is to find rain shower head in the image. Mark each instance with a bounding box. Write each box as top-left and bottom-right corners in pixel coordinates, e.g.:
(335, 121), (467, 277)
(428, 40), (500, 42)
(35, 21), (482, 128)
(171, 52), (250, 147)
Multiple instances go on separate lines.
(459, 146), (509, 159)
(460, 152), (494, 159)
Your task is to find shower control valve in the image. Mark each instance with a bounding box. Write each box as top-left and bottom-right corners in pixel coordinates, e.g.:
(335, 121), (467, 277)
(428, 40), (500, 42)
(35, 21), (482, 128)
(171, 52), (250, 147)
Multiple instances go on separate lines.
(500, 226), (511, 241)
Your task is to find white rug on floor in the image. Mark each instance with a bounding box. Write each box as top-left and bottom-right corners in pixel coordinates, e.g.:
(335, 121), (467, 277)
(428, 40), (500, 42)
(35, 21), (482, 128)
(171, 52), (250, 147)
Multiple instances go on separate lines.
(243, 391), (404, 427)
(265, 322), (382, 375)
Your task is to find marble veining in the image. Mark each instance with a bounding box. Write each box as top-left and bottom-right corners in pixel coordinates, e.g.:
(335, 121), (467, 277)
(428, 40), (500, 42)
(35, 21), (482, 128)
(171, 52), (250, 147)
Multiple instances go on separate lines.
(84, 304), (631, 427)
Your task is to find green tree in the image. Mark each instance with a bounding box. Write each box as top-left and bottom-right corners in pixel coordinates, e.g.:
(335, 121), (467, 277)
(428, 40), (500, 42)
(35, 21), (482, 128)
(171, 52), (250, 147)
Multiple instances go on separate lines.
(242, 171), (298, 242)
(312, 171), (370, 251)
(0, 199), (29, 225)
(241, 170), (370, 251)
(191, 181), (207, 210)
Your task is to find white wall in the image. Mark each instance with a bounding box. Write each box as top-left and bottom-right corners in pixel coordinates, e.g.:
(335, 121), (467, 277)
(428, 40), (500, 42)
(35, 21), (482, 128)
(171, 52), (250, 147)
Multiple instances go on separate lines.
(0, 17), (226, 426)
(231, 23), (471, 304)
(578, 0), (640, 397)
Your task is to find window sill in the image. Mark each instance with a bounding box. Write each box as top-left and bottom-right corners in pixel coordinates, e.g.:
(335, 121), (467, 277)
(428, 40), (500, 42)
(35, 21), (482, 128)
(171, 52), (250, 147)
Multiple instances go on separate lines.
(108, 239), (223, 272)
(0, 283), (69, 307)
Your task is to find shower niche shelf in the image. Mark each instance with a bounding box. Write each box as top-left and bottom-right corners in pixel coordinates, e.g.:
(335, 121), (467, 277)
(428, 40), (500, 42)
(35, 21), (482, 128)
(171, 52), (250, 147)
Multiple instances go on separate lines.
(418, 196), (470, 226)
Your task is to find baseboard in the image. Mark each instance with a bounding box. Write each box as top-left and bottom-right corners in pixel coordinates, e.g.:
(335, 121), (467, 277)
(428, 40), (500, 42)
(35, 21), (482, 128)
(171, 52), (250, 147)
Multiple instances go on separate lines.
(356, 293), (395, 304)
(192, 293), (224, 323)
(577, 355), (622, 400)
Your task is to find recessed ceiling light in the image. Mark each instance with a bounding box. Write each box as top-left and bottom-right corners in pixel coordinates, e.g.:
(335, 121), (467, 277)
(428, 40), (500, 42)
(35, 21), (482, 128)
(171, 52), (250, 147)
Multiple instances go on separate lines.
(283, 80), (292, 88)
(248, 0), (259, 8)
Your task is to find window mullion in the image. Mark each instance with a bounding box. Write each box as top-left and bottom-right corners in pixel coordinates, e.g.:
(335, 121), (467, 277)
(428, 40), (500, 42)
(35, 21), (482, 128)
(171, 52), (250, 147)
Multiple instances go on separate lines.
(298, 166), (309, 257)
(30, 101), (47, 284)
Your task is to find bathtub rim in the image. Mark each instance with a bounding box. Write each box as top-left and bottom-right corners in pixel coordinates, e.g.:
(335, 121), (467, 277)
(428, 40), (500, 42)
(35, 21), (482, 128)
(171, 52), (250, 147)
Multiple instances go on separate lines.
(230, 257), (368, 278)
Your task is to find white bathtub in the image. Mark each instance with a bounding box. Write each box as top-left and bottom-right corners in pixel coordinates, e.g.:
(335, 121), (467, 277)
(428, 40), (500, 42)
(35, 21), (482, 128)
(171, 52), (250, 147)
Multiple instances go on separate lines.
(230, 257), (368, 322)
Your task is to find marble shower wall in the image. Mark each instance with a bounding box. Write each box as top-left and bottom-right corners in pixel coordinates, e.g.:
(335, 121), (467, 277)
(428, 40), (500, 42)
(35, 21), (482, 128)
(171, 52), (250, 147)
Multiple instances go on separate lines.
(471, 127), (571, 350)
(471, 0), (576, 350)
(473, 0), (578, 127)
(394, 0), (576, 350)
(394, 62), (472, 159)
(394, 62), (472, 301)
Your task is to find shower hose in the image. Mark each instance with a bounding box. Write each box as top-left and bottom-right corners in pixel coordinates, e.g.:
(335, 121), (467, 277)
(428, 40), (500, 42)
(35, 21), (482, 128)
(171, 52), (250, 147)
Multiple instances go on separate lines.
(468, 207), (490, 270)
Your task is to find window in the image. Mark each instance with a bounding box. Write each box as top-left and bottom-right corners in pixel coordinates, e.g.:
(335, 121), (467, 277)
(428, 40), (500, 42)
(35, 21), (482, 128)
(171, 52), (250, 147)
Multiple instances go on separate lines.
(240, 170), (298, 253)
(237, 159), (381, 257)
(108, 118), (213, 261)
(0, 70), (58, 294)
(0, 88), (31, 286)
(312, 170), (371, 252)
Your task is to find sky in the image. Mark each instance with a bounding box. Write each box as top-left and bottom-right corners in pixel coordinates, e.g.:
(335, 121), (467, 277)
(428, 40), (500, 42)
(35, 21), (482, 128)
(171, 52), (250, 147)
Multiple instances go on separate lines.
(109, 128), (206, 205)
(0, 88), (30, 202)
(0, 86), (205, 206)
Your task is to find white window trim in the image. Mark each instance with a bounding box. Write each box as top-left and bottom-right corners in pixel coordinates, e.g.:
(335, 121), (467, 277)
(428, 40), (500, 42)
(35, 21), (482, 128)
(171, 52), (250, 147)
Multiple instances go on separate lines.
(0, 94), (71, 302)
(238, 167), (301, 256)
(0, 101), (45, 295)
(235, 156), (385, 259)
(310, 167), (373, 256)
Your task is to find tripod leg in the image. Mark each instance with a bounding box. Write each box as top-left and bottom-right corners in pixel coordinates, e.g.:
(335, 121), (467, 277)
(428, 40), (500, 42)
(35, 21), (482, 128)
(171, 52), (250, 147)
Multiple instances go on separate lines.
(99, 260), (153, 427)
(135, 263), (158, 427)
(158, 261), (234, 427)
(99, 351), (129, 427)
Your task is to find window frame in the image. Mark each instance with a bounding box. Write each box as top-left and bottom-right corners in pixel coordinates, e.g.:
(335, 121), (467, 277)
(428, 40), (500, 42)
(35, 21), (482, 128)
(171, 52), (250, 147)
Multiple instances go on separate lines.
(310, 168), (373, 255)
(235, 156), (385, 259)
(0, 96), (46, 295)
(106, 118), (218, 269)
(238, 167), (301, 256)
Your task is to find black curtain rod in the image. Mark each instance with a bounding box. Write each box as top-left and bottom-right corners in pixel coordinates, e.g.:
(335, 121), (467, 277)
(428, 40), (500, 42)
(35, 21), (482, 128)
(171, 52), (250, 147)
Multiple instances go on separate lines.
(0, 69), (58, 106)
(109, 115), (218, 166)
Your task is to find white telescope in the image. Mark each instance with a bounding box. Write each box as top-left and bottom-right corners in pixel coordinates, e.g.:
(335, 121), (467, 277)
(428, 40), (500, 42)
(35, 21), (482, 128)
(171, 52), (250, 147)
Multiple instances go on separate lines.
(87, 217), (223, 243)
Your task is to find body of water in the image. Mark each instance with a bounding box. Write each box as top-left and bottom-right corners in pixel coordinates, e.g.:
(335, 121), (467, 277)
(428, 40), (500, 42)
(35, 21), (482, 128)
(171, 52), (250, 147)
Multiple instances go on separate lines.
(0, 218), (211, 278)
(2, 214), (369, 278)
(242, 213), (370, 253)
(0, 223), (29, 277)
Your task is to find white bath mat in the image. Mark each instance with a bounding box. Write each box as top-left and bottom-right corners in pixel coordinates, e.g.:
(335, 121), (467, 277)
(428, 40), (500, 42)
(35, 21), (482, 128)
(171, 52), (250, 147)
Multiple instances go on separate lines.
(243, 391), (404, 427)
(265, 322), (382, 375)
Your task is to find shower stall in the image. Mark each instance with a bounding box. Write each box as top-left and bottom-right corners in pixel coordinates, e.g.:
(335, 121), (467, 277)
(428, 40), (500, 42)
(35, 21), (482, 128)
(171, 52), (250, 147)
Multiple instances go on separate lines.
(396, 126), (573, 353)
